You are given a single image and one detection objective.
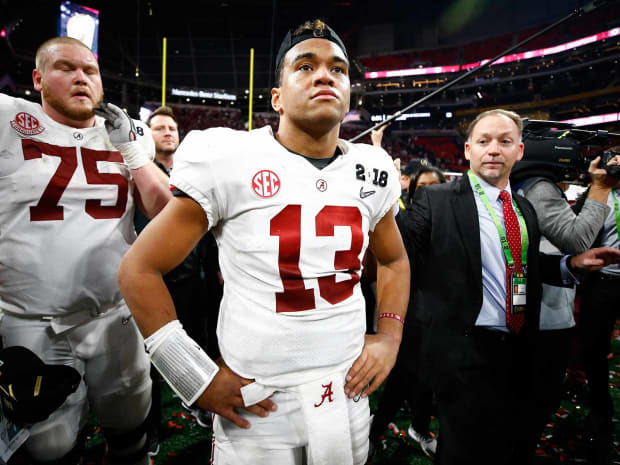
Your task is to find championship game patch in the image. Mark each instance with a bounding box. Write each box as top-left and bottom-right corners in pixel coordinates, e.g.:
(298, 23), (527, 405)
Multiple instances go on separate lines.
(10, 112), (45, 136)
(252, 170), (281, 198)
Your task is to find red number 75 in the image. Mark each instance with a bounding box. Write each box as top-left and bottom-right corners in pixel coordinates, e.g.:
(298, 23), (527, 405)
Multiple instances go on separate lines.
(22, 139), (129, 221)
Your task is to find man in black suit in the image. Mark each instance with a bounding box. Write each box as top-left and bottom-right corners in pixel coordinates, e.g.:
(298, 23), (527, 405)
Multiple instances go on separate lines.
(397, 109), (620, 465)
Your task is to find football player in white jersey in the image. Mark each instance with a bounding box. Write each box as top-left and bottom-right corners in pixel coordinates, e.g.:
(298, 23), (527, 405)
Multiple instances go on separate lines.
(118, 20), (409, 465)
(0, 37), (171, 464)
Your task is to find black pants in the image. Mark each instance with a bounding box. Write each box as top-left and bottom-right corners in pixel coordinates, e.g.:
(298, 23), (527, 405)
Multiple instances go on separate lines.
(580, 273), (620, 429)
(524, 328), (574, 458)
(167, 274), (209, 349)
(435, 329), (530, 465)
(369, 360), (434, 441)
(370, 320), (434, 441)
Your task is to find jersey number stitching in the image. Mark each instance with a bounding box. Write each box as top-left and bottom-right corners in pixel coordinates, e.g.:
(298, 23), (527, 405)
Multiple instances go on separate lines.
(270, 205), (363, 312)
(22, 139), (129, 221)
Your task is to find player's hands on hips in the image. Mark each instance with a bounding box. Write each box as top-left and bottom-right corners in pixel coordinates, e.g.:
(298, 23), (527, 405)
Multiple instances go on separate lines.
(571, 246), (620, 272)
(195, 358), (277, 429)
(344, 332), (400, 400)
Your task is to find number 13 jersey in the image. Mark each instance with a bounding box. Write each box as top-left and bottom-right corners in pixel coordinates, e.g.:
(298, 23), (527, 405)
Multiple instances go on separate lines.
(171, 126), (400, 386)
(0, 94), (152, 316)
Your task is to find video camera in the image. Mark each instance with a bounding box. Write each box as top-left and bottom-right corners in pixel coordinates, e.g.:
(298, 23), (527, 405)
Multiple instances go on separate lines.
(511, 119), (620, 184)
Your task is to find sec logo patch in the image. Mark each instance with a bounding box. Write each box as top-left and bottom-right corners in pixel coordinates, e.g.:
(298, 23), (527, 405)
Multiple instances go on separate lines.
(252, 170), (281, 198)
(10, 112), (45, 136)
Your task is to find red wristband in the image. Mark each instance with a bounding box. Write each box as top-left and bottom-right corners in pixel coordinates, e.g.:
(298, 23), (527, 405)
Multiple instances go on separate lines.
(378, 312), (405, 324)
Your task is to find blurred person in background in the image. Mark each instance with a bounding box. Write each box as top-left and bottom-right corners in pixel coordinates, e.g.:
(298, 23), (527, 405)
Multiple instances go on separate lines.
(573, 153), (620, 464)
(510, 151), (619, 464)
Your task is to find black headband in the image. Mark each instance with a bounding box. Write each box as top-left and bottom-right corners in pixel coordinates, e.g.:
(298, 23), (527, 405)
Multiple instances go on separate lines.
(274, 22), (348, 83)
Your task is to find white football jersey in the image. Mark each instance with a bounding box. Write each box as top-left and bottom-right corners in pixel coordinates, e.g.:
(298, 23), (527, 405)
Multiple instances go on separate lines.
(0, 94), (152, 316)
(171, 125), (400, 386)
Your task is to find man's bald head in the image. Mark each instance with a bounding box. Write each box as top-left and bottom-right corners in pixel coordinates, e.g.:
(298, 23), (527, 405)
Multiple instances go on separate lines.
(35, 37), (95, 72)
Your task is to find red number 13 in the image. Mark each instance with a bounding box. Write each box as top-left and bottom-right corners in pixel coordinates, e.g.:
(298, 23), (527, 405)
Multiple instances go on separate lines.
(270, 205), (363, 312)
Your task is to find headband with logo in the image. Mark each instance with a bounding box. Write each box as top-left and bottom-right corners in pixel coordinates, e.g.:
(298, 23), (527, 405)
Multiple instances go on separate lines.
(274, 22), (348, 83)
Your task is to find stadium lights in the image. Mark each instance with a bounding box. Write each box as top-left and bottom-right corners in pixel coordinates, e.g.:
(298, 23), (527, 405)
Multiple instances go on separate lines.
(561, 112), (619, 127)
(365, 27), (620, 80)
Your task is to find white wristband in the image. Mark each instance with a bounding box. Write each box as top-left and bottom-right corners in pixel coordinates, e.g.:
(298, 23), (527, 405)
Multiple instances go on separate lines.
(115, 141), (152, 170)
(145, 320), (219, 406)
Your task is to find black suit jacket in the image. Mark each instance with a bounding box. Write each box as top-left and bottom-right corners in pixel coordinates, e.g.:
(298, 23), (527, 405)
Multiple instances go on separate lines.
(397, 174), (564, 392)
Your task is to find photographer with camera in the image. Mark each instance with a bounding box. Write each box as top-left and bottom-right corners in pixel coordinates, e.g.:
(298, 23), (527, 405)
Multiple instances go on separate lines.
(511, 135), (619, 462)
(574, 150), (620, 464)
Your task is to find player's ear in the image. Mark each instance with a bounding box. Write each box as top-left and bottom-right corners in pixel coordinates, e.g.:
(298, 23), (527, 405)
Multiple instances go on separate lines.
(271, 87), (283, 114)
(33, 69), (43, 92)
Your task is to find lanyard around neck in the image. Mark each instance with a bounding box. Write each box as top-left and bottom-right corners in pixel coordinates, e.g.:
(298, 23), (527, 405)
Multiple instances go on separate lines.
(468, 170), (528, 267)
(612, 189), (620, 240)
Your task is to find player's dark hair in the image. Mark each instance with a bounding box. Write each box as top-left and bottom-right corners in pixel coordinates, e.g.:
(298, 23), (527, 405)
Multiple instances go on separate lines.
(406, 166), (447, 205)
(274, 19), (346, 87)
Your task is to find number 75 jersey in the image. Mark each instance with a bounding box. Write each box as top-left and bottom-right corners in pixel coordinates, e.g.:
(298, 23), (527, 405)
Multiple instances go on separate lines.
(0, 94), (152, 316)
(170, 126), (400, 383)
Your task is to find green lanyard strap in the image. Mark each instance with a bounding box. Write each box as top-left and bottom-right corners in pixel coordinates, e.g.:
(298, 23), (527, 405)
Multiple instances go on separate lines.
(612, 189), (620, 240)
(468, 170), (528, 268)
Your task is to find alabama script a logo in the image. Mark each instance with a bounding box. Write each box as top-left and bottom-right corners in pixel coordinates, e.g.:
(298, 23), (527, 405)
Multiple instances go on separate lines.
(314, 381), (334, 408)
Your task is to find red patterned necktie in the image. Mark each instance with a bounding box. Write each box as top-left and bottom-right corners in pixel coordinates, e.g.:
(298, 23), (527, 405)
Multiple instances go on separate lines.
(499, 190), (525, 333)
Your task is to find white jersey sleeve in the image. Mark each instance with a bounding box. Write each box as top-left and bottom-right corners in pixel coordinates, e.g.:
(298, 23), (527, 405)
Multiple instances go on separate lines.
(0, 94), (139, 316)
(169, 127), (235, 228)
(170, 125), (400, 387)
